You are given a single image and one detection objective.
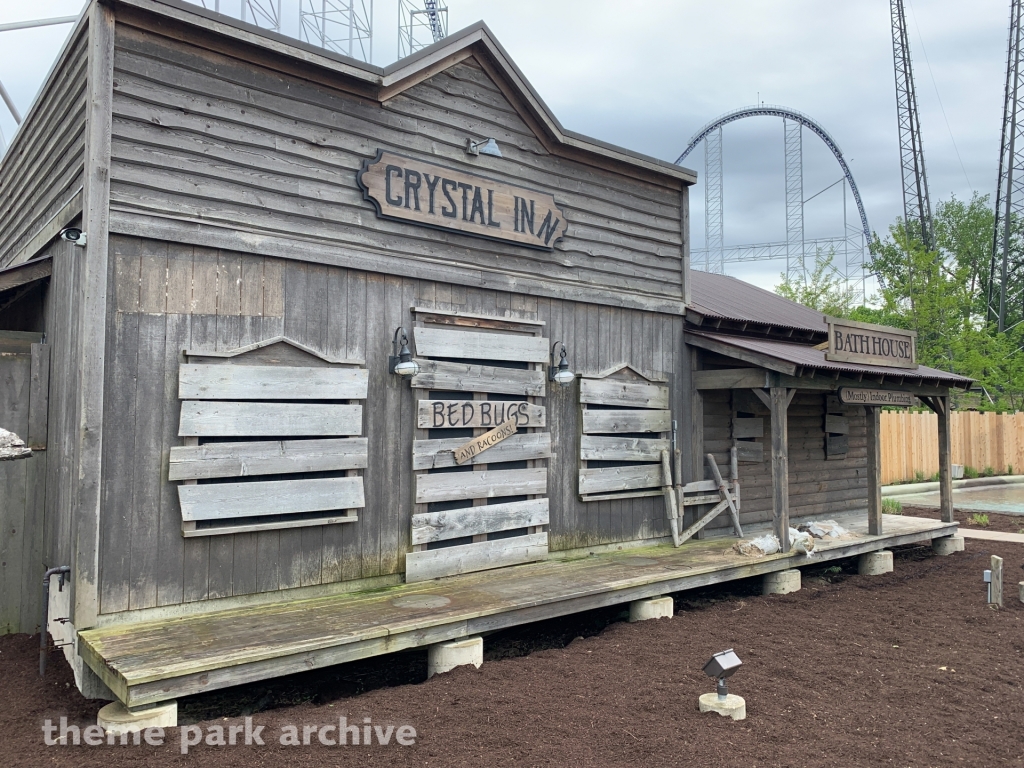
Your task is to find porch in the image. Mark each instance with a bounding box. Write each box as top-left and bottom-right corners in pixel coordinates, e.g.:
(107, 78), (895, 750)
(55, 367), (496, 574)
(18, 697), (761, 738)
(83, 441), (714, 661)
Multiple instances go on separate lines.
(78, 511), (957, 709)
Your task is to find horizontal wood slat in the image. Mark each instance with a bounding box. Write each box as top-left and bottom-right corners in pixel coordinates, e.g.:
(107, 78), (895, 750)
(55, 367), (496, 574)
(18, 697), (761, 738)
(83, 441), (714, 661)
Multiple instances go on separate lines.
(411, 499), (549, 545)
(732, 417), (764, 439)
(182, 513), (358, 537)
(579, 378), (669, 409)
(579, 435), (670, 462)
(578, 464), (663, 495)
(413, 433), (552, 470)
(405, 532), (549, 582)
(178, 402), (363, 436)
(177, 477), (365, 521)
(581, 409), (671, 434)
(415, 467), (548, 504)
(417, 400), (545, 429)
(413, 326), (549, 362)
(410, 359), (546, 397)
(168, 438), (369, 480)
(825, 415), (850, 435)
(735, 442), (764, 463)
(178, 364), (368, 400)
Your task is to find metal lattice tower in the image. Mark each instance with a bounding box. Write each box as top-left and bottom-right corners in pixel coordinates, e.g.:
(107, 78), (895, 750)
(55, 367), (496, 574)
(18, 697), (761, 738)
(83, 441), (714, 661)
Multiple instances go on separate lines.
(988, 0), (1024, 331)
(703, 127), (724, 274)
(242, 0), (282, 31)
(784, 119), (805, 279)
(398, 0), (448, 59)
(891, 0), (933, 250)
(300, 1), (373, 61)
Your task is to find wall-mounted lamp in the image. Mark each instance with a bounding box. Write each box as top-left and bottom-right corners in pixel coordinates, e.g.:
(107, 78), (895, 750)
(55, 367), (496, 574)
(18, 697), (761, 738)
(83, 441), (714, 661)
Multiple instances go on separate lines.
(465, 137), (502, 157)
(389, 326), (420, 377)
(549, 341), (575, 387)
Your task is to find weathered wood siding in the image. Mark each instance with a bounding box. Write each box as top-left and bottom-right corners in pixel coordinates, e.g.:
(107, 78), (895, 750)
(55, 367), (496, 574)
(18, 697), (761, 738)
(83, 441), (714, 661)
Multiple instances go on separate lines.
(96, 236), (689, 614)
(105, 22), (686, 313)
(702, 389), (868, 530)
(0, 24), (88, 268)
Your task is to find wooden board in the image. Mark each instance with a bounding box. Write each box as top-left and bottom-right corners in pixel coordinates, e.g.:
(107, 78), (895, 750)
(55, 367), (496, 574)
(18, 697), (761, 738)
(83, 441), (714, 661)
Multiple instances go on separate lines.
(178, 402), (363, 436)
(453, 418), (518, 465)
(178, 364), (368, 400)
(581, 409), (671, 434)
(824, 415), (849, 435)
(404, 533), (549, 583)
(183, 513), (357, 538)
(414, 467), (547, 504)
(826, 317), (916, 368)
(178, 477), (365, 521)
(417, 400), (545, 429)
(826, 434), (849, 456)
(578, 435), (670, 462)
(579, 378), (669, 409)
(411, 499), (549, 545)
(168, 438), (369, 480)
(410, 359), (545, 397)
(578, 464), (662, 495)
(413, 326), (549, 362)
(732, 417), (763, 439)
(735, 442), (764, 463)
(413, 433), (552, 470)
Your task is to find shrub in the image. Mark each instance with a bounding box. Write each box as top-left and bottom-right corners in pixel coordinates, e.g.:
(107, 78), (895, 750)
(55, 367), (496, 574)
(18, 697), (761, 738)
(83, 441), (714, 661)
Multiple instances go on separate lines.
(882, 498), (903, 515)
(983, 466), (995, 477)
(968, 513), (989, 527)
(964, 466), (979, 479)
(913, 470), (926, 483)
(1009, 465), (1015, 475)
(930, 472), (940, 482)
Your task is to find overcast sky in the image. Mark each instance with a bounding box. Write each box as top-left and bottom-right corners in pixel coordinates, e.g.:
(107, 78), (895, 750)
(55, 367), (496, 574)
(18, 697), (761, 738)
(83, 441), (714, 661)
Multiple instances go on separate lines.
(0, 0), (1011, 290)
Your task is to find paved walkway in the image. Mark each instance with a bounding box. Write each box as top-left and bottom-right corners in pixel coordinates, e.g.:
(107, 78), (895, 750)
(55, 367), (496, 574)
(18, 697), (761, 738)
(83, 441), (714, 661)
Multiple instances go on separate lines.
(896, 484), (1024, 515)
(960, 529), (1024, 543)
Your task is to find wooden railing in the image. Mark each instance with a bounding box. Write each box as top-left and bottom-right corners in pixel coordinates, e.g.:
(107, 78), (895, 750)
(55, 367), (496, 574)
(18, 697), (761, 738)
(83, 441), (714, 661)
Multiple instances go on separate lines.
(881, 410), (1024, 485)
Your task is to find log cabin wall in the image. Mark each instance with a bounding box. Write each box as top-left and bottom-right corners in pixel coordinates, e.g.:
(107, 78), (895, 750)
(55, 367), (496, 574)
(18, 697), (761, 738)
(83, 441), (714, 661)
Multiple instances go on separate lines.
(105, 18), (687, 315)
(0, 23), (89, 269)
(701, 388), (868, 532)
(95, 235), (689, 615)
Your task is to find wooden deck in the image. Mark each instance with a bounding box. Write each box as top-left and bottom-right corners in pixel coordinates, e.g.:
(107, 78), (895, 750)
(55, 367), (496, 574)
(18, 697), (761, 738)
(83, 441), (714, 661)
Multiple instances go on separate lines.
(79, 514), (957, 708)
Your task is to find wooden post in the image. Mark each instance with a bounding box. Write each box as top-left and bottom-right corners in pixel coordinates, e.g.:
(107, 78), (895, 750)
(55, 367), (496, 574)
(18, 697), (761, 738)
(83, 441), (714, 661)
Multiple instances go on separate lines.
(770, 387), (790, 552)
(866, 405), (882, 536)
(991, 555), (1003, 608)
(936, 395), (954, 524)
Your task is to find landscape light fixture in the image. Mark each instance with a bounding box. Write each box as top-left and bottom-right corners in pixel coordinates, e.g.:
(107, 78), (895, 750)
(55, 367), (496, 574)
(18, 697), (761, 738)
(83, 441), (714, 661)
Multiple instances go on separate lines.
(389, 326), (419, 377)
(702, 648), (742, 700)
(548, 341), (575, 387)
(984, 568), (992, 603)
(465, 137), (502, 157)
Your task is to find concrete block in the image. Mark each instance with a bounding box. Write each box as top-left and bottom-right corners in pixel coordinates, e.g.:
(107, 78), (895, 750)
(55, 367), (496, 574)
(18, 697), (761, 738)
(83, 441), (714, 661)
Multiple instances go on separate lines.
(763, 568), (801, 595)
(1019, 581), (1024, 605)
(933, 535), (965, 556)
(427, 636), (483, 678)
(628, 596), (674, 622)
(699, 693), (746, 721)
(858, 550), (894, 576)
(98, 701), (177, 734)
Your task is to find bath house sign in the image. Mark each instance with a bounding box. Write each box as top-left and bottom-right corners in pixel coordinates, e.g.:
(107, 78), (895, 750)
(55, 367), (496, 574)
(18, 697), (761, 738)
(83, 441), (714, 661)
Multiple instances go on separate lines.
(358, 150), (567, 249)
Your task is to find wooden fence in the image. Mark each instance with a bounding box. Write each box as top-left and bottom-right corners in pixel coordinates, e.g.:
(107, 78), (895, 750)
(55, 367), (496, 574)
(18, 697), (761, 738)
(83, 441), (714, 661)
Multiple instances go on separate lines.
(881, 410), (1024, 485)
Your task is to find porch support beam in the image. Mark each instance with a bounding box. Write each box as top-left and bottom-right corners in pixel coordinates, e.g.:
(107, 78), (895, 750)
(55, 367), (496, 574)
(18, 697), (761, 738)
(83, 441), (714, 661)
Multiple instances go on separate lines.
(866, 405), (882, 535)
(920, 395), (953, 524)
(770, 386), (792, 552)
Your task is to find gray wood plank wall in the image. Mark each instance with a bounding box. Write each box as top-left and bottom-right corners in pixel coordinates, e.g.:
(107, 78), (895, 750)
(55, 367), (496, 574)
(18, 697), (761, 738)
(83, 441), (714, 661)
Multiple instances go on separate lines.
(95, 235), (689, 615)
(702, 389), (868, 530)
(0, 25), (88, 268)
(104, 22), (685, 313)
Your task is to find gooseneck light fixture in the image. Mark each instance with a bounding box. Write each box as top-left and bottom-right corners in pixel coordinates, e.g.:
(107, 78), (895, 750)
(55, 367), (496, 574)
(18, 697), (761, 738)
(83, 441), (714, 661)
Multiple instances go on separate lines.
(465, 137), (502, 157)
(549, 341), (575, 387)
(389, 326), (420, 377)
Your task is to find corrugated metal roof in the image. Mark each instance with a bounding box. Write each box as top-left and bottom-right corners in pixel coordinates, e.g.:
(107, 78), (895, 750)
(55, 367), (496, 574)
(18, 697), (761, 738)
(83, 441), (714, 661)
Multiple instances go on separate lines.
(689, 271), (827, 333)
(687, 330), (973, 386)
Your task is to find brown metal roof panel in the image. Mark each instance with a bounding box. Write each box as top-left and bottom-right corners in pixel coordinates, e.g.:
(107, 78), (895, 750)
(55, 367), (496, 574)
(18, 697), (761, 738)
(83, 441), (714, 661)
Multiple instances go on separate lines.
(687, 331), (973, 386)
(688, 271), (827, 333)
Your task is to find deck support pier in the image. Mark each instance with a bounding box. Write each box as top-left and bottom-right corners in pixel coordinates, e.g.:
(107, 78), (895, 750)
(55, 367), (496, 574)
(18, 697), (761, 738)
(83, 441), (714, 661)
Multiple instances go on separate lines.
(858, 550), (893, 575)
(763, 568), (801, 595)
(427, 636), (483, 678)
(97, 700), (178, 734)
(866, 405), (882, 535)
(933, 535), (964, 555)
(629, 596), (674, 621)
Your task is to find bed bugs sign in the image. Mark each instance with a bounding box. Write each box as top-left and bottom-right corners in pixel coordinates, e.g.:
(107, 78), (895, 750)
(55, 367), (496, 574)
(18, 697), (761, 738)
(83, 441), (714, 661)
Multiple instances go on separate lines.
(451, 417), (519, 465)
(358, 150), (567, 250)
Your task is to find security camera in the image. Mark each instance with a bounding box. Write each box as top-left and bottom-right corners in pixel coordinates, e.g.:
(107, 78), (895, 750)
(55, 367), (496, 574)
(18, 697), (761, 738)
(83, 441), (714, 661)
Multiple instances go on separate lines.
(59, 227), (86, 246)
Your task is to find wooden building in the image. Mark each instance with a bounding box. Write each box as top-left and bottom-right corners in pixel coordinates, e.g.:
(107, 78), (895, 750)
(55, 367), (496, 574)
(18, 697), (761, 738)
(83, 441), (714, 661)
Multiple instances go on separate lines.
(0, 0), (969, 714)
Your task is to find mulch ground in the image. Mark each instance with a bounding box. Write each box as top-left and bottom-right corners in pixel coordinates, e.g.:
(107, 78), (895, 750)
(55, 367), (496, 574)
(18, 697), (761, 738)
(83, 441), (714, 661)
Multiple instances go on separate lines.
(3, 538), (1022, 768)
(903, 504), (1024, 533)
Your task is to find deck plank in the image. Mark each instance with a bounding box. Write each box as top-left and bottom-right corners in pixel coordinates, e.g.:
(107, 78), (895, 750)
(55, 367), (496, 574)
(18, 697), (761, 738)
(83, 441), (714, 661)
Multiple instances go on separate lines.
(79, 514), (956, 707)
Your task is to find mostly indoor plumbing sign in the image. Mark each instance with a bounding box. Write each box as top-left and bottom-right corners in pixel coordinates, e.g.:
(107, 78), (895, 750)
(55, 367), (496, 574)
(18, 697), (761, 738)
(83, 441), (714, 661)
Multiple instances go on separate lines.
(358, 150), (567, 250)
(838, 388), (914, 407)
(825, 317), (916, 369)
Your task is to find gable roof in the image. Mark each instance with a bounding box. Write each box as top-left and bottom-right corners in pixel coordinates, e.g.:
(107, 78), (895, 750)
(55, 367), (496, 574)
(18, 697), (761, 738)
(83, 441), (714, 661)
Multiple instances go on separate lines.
(111, 0), (697, 186)
(688, 270), (828, 336)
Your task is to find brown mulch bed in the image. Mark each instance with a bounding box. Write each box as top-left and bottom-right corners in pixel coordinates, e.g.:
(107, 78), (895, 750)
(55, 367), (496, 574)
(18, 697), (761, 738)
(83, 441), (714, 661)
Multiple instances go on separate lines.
(3, 540), (1023, 768)
(903, 504), (1024, 533)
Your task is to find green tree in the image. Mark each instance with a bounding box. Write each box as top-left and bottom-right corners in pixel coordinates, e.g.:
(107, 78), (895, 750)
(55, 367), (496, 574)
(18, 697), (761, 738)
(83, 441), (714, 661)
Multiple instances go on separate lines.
(775, 249), (859, 318)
